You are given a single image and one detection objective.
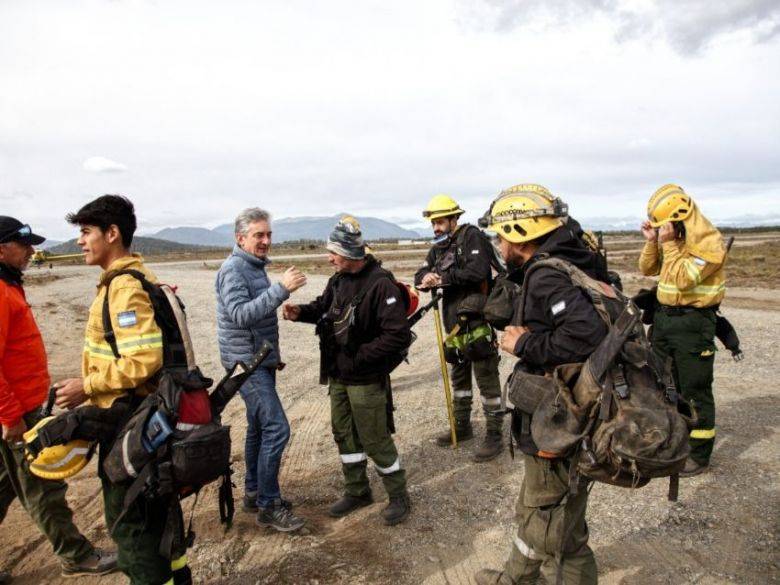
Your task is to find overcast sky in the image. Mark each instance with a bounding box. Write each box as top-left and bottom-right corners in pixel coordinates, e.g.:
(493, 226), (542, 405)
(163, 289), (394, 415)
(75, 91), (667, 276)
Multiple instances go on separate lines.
(1, 0), (779, 240)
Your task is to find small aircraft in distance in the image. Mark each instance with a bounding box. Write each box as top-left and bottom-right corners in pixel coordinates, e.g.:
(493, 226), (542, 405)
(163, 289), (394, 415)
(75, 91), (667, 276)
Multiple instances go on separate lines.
(30, 250), (85, 268)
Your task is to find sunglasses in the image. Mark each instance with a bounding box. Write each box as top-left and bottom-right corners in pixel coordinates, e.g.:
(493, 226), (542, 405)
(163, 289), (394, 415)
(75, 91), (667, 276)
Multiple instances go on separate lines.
(0, 224), (32, 243)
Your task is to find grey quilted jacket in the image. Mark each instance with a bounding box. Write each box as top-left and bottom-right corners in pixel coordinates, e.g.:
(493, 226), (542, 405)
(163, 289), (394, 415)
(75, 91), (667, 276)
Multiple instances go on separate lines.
(215, 245), (289, 368)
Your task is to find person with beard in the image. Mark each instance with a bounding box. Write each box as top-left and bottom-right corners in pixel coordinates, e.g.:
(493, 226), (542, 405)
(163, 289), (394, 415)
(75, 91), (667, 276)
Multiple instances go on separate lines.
(414, 195), (505, 462)
(474, 185), (608, 585)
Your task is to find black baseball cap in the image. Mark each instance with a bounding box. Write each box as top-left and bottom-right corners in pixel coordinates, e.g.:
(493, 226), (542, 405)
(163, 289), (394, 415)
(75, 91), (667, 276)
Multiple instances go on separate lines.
(0, 216), (46, 245)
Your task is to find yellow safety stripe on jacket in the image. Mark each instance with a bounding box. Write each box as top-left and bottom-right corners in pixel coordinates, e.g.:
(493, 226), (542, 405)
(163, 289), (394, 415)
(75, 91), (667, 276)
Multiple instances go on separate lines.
(690, 428), (716, 439)
(445, 324), (492, 350)
(657, 282), (726, 296)
(640, 240), (726, 308)
(83, 339), (117, 360)
(116, 333), (164, 352)
(83, 333), (164, 359)
(683, 259), (702, 285)
(171, 555), (188, 571)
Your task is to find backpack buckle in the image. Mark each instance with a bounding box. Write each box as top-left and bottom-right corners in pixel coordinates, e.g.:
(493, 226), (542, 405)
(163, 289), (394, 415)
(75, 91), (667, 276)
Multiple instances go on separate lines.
(613, 364), (629, 399)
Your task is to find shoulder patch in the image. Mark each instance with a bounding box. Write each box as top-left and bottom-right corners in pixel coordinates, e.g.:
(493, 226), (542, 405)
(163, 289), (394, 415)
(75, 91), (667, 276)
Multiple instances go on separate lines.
(117, 310), (138, 328)
(551, 300), (566, 316)
(471, 249), (480, 254)
(386, 296), (397, 305)
(692, 256), (706, 267)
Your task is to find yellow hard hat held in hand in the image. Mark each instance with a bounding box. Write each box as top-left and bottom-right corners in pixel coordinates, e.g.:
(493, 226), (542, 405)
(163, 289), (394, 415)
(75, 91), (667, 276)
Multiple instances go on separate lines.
(479, 184), (567, 244)
(23, 416), (95, 480)
(423, 194), (465, 221)
(647, 184), (693, 227)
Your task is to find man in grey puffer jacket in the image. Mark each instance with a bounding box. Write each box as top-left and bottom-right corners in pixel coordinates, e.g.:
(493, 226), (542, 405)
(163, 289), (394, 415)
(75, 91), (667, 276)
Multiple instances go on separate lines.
(215, 207), (307, 532)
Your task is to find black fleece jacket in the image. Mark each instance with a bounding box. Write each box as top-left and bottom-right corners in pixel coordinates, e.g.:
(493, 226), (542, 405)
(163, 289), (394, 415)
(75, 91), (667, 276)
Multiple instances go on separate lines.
(297, 257), (412, 385)
(413, 223), (493, 330)
(509, 223), (608, 372)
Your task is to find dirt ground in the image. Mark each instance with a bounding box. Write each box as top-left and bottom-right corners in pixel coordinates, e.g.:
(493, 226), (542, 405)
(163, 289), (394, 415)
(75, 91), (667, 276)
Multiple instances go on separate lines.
(4, 256), (778, 584)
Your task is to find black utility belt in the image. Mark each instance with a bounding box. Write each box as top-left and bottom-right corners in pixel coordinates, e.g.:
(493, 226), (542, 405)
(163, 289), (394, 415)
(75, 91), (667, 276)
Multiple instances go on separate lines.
(658, 304), (717, 317)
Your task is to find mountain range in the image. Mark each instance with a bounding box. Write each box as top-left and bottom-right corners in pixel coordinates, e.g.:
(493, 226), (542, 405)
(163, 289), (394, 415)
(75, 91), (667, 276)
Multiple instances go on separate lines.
(148, 215), (423, 246)
(47, 236), (218, 255)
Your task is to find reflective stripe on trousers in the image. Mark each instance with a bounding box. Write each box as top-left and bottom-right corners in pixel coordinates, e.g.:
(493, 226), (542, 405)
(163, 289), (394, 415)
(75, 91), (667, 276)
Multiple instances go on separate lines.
(340, 452), (368, 464)
(514, 535), (540, 560)
(690, 428), (716, 439)
(375, 458), (401, 475)
(481, 396), (502, 408)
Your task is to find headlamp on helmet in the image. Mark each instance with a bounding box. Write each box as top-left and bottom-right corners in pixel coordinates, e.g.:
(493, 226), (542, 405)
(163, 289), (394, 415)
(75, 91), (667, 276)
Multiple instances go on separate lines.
(480, 184), (566, 244)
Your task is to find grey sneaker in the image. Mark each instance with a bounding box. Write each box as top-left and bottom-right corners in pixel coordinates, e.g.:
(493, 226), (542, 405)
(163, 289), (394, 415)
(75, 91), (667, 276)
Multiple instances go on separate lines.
(61, 548), (118, 577)
(257, 499), (305, 532)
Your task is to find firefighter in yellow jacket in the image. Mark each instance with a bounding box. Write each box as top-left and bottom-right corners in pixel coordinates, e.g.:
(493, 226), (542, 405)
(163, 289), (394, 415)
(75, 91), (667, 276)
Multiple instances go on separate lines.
(639, 184), (726, 476)
(54, 195), (190, 584)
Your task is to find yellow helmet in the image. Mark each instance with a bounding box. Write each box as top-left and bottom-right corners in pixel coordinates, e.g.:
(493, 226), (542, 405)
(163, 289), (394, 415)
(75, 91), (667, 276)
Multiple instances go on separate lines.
(23, 417), (95, 480)
(481, 184), (567, 244)
(647, 184), (693, 227)
(423, 194), (465, 221)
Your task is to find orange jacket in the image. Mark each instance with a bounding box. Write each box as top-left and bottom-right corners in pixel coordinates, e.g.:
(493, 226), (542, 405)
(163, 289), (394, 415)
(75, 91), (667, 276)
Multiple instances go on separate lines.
(0, 272), (50, 426)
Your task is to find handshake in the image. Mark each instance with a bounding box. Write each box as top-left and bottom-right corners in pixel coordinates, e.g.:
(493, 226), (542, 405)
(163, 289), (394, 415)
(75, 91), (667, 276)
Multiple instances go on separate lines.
(280, 266), (306, 322)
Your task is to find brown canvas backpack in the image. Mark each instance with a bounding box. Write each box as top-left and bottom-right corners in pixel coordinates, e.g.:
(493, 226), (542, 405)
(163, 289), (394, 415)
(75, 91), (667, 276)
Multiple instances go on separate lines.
(507, 256), (695, 499)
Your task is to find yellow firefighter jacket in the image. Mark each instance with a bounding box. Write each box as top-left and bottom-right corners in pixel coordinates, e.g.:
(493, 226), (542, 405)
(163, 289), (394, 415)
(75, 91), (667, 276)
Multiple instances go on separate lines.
(82, 254), (164, 408)
(638, 204), (726, 308)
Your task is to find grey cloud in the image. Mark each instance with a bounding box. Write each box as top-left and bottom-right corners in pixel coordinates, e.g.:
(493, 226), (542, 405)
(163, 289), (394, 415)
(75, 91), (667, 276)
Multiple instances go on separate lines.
(461, 0), (780, 54)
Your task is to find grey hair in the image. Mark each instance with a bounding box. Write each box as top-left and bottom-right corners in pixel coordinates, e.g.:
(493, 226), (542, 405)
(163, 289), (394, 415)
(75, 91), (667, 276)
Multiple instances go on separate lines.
(234, 207), (271, 236)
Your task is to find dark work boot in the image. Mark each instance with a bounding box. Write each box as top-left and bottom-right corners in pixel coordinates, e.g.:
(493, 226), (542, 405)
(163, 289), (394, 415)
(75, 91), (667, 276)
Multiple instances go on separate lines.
(257, 499), (305, 532)
(61, 548), (118, 578)
(0, 571), (11, 584)
(435, 424), (474, 446)
(328, 492), (374, 518)
(473, 431), (504, 462)
(382, 492), (410, 526)
(680, 458), (709, 477)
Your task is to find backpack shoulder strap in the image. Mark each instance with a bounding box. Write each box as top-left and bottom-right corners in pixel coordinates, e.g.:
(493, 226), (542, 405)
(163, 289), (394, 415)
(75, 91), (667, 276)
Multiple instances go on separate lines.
(517, 256), (617, 327)
(103, 269), (194, 370)
(101, 269), (154, 359)
(351, 267), (395, 308)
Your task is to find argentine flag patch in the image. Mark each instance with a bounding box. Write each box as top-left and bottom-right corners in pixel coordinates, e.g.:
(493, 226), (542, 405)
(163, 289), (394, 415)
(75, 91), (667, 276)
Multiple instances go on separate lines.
(117, 311), (138, 328)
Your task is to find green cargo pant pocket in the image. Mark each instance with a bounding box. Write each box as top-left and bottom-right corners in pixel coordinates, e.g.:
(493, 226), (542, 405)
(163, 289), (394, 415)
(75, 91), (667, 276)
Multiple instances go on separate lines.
(522, 457), (569, 508)
(349, 385), (388, 450)
(519, 499), (589, 558)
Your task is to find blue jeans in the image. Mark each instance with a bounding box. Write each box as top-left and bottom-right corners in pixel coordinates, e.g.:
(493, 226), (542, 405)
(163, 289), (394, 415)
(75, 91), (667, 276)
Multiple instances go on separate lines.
(238, 366), (290, 508)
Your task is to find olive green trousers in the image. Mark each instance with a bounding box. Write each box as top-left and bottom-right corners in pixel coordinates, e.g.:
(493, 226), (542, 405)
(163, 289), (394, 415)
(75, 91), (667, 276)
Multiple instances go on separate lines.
(329, 380), (407, 498)
(501, 455), (597, 584)
(0, 410), (93, 566)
